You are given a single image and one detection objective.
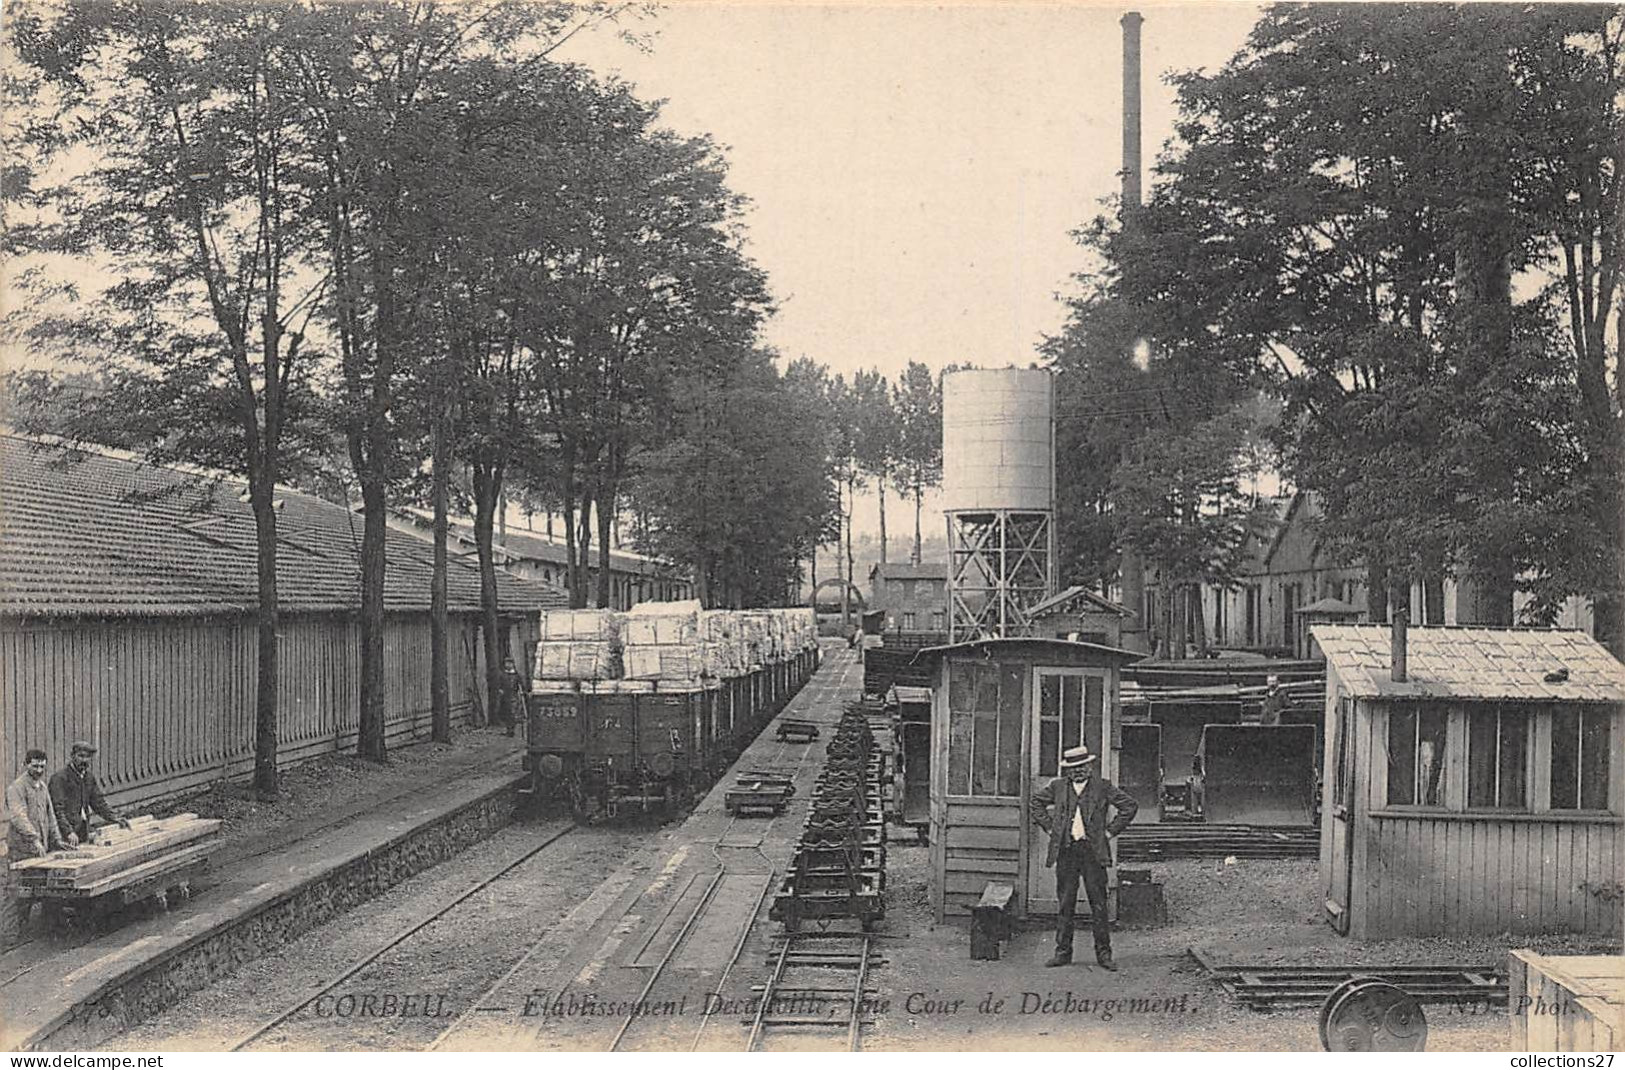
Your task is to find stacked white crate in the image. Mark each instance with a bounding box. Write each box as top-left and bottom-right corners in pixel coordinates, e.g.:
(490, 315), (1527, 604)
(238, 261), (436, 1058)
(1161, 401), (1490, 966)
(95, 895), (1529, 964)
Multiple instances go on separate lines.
(622, 600), (706, 686)
(533, 609), (624, 681)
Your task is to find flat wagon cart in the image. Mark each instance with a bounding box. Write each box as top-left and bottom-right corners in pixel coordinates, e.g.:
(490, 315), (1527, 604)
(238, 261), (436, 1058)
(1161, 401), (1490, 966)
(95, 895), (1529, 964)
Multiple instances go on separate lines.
(10, 814), (221, 932)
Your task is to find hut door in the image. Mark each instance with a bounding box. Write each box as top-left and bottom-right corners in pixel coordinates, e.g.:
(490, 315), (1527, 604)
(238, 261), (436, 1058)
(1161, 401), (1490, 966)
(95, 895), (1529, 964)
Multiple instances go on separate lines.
(1026, 669), (1107, 915)
(1324, 699), (1356, 934)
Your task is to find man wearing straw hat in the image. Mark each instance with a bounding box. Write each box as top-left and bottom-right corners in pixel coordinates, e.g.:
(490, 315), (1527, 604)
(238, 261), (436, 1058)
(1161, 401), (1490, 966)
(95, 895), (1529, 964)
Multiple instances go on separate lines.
(1029, 742), (1137, 970)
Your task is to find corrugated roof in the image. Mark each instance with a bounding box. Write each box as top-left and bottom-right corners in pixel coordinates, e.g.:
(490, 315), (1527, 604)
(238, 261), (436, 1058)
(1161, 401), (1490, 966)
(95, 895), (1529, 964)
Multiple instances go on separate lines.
(0, 436), (566, 619)
(1312, 623), (1625, 703)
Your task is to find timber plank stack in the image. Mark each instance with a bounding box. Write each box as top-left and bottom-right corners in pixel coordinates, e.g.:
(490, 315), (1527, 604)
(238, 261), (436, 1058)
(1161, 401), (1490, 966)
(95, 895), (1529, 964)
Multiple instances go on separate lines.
(1117, 824), (1318, 860)
(9, 814), (221, 898)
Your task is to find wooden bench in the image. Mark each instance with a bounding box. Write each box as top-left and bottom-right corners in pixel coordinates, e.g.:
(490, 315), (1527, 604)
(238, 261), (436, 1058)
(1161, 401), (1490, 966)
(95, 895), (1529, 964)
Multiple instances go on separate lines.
(971, 881), (1015, 960)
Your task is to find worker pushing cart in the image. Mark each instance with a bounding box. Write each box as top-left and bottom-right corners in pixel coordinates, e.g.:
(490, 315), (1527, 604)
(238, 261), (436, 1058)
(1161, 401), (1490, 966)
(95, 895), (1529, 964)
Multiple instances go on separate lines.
(50, 740), (130, 848)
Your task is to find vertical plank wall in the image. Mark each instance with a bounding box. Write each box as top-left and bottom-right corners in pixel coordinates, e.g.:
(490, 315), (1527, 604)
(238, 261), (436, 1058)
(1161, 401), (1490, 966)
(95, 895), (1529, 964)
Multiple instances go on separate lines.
(0, 611), (527, 814)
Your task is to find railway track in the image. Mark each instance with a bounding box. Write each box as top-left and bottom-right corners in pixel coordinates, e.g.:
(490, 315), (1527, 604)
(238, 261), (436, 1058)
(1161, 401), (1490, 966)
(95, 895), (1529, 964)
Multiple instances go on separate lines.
(747, 931), (881, 1051)
(228, 821), (579, 1051)
(424, 647), (866, 1053)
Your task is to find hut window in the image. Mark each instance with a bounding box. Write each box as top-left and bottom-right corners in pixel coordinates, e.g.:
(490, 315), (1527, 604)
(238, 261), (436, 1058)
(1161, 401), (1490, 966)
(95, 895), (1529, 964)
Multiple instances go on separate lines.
(1550, 708), (1612, 811)
(946, 662), (1023, 797)
(1387, 706), (1447, 807)
(1466, 707), (1529, 809)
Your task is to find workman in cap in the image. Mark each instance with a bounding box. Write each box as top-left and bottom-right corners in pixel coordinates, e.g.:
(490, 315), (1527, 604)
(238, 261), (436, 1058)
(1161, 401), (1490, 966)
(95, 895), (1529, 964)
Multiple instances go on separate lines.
(6, 748), (69, 943)
(49, 740), (128, 848)
(1028, 743), (1137, 971)
(1259, 675), (1286, 727)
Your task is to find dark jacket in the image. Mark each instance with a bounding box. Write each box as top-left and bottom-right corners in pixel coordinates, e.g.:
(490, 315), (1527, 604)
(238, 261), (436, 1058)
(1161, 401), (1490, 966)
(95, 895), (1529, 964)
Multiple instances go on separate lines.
(1028, 773), (1137, 868)
(48, 764), (118, 839)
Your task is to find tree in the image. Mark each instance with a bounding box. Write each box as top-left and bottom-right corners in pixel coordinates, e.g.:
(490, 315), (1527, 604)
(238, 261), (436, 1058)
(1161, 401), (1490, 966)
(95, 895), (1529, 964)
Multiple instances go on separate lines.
(852, 368), (898, 563)
(825, 374), (865, 628)
(1099, 4), (1618, 640)
(890, 361), (943, 566)
(6, 0), (332, 797)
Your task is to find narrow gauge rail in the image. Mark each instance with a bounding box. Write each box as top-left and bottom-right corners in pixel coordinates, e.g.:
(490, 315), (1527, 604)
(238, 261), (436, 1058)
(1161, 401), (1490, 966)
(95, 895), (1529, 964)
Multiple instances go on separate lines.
(228, 821), (578, 1051)
(418, 648), (861, 1054)
(604, 681), (845, 1053)
(747, 932), (880, 1051)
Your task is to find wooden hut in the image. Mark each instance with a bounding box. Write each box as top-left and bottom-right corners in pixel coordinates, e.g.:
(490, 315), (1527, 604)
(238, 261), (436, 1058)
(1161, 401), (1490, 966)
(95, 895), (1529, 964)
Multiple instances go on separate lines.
(1314, 622), (1625, 939)
(913, 637), (1141, 920)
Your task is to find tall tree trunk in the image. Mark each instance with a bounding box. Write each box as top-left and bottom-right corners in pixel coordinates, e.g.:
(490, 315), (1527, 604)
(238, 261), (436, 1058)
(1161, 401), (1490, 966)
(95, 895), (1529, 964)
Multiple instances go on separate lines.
(1422, 570), (1446, 626)
(1366, 557), (1390, 624)
(249, 469), (280, 798)
(1190, 583), (1209, 656)
(430, 409), (451, 743)
(877, 478), (888, 564)
(596, 479), (614, 609)
(356, 462), (388, 762)
(472, 458), (504, 728)
(912, 483), (923, 565)
(843, 476), (855, 630)
(576, 488), (594, 608)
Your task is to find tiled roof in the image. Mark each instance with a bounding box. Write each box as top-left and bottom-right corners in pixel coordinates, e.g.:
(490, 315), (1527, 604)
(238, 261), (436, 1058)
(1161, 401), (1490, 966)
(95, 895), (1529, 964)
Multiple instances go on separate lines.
(460, 522), (684, 577)
(1312, 623), (1625, 703)
(0, 436), (567, 618)
(870, 561), (948, 581)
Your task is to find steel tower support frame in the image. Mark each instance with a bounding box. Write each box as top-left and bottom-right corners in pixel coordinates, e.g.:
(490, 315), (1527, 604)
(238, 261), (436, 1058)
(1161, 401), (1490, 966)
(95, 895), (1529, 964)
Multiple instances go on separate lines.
(946, 509), (1054, 642)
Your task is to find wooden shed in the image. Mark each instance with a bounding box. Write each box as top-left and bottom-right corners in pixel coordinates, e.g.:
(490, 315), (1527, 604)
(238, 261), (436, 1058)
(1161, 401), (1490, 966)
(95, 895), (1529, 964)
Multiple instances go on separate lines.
(914, 637), (1142, 920)
(0, 435), (562, 813)
(1314, 622), (1625, 939)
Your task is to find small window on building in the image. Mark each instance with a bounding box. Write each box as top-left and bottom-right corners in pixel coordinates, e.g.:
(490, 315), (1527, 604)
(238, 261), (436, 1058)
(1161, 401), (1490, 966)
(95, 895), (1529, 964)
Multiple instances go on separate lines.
(1387, 705), (1447, 807)
(932, 610), (945, 631)
(1551, 707), (1612, 811)
(1467, 707), (1528, 809)
(903, 612), (916, 630)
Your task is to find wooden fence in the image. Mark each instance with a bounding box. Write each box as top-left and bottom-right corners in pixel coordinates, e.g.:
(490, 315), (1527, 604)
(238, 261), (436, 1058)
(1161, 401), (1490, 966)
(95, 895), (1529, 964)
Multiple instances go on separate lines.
(0, 610), (538, 814)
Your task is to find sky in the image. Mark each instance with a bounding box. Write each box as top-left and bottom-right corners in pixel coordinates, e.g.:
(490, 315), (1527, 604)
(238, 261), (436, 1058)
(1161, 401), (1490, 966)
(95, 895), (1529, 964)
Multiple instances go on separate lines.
(558, 1), (1264, 383)
(555, 2), (1265, 541)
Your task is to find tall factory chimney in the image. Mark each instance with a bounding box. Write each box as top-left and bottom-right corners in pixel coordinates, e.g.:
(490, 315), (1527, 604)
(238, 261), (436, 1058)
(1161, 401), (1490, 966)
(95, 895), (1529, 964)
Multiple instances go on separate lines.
(943, 368), (1056, 641)
(1120, 10), (1144, 210)
(1116, 10), (1151, 655)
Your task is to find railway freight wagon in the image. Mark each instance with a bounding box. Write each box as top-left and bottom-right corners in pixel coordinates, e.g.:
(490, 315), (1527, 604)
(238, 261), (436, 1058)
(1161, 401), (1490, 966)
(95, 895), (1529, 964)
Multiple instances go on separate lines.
(527, 605), (819, 821)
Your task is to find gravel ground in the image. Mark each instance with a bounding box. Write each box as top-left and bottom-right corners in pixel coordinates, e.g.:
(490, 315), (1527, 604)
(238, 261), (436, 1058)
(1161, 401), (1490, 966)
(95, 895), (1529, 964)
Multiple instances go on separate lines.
(152, 729), (524, 863)
(861, 845), (1614, 1052)
(107, 820), (648, 1051)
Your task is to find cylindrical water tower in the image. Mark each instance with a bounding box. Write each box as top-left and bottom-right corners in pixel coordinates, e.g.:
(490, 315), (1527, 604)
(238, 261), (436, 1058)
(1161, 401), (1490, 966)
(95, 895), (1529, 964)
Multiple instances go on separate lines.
(942, 368), (1056, 641)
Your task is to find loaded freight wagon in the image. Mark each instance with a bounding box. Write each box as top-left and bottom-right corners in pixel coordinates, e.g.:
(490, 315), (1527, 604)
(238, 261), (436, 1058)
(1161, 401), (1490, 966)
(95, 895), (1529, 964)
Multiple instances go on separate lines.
(527, 604), (819, 821)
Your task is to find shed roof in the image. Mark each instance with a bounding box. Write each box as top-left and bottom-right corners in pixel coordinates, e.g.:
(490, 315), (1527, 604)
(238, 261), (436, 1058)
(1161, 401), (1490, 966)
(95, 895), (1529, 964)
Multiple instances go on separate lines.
(1027, 585), (1130, 618)
(909, 635), (1144, 668)
(1312, 623), (1625, 703)
(0, 435), (566, 619)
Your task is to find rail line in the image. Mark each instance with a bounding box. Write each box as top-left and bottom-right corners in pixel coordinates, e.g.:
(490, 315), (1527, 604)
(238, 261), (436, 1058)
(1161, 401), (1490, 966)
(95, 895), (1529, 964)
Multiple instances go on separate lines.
(747, 931), (879, 1051)
(227, 820), (578, 1051)
(606, 648), (860, 1053)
